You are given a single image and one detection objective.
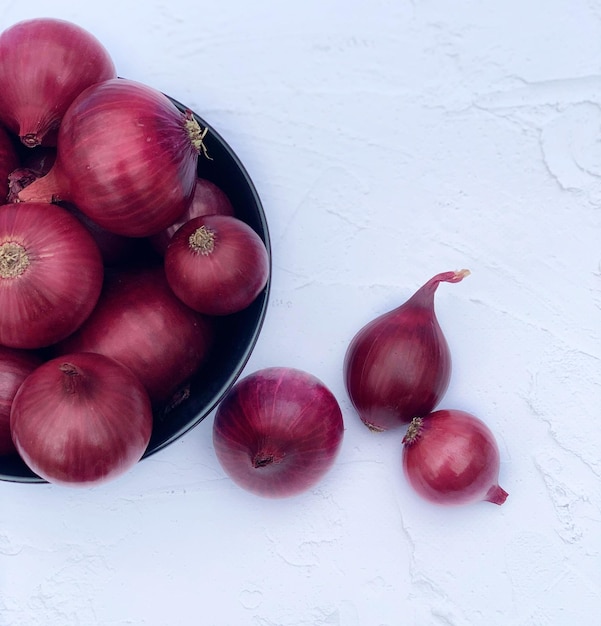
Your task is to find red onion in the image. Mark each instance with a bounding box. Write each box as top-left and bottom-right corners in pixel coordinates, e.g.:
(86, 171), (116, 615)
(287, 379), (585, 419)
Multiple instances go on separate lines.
(10, 352), (152, 486)
(165, 214), (269, 316)
(402, 409), (508, 506)
(0, 203), (103, 349)
(0, 18), (116, 147)
(213, 367), (344, 498)
(18, 78), (207, 237)
(344, 269), (470, 432)
(0, 346), (42, 456)
(150, 178), (235, 254)
(55, 266), (214, 407)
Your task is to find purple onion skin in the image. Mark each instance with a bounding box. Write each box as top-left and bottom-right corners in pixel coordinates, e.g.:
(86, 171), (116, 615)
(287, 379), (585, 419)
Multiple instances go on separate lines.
(402, 409), (508, 506)
(0, 18), (116, 148)
(213, 367), (344, 498)
(344, 270), (469, 432)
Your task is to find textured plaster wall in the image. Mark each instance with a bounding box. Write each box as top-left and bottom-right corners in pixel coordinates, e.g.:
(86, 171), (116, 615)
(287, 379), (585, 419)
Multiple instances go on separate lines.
(1, 1), (600, 625)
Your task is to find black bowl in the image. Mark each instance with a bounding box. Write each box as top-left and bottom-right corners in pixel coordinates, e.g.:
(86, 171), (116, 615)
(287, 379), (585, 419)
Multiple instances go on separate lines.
(0, 96), (271, 483)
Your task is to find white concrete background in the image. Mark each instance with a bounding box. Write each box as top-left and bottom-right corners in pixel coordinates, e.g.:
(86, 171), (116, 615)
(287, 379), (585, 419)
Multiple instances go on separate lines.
(1, 1), (600, 624)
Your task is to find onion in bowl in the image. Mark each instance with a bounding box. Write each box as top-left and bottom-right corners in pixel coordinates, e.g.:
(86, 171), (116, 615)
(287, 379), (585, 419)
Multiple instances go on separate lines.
(165, 214), (269, 316)
(18, 78), (208, 237)
(0, 346), (43, 456)
(55, 265), (214, 408)
(0, 202), (103, 349)
(10, 352), (153, 487)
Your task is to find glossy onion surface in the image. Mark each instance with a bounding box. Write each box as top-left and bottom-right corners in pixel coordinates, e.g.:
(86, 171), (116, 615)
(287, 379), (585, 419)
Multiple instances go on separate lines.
(10, 352), (152, 486)
(402, 409), (508, 506)
(344, 270), (469, 431)
(213, 367), (344, 498)
(0, 203), (103, 349)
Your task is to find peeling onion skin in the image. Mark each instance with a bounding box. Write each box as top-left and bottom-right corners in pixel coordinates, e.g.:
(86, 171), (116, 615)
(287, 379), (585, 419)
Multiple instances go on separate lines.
(213, 367), (344, 498)
(18, 78), (202, 237)
(343, 270), (469, 432)
(0, 346), (43, 456)
(402, 410), (508, 506)
(10, 352), (152, 487)
(0, 18), (116, 148)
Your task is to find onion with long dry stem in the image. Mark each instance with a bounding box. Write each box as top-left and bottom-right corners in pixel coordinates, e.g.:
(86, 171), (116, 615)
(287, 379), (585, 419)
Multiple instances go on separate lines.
(344, 269), (470, 432)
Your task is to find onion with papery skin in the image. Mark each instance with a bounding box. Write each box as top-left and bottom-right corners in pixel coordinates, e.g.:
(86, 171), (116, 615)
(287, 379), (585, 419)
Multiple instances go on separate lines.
(55, 266), (214, 407)
(7, 168), (40, 203)
(10, 352), (152, 486)
(344, 270), (469, 432)
(213, 367), (344, 498)
(165, 214), (269, 316)
(7, 148), (57, 201)
(18, 78), (207, 237)
(150, 178), (235, 254)
(402, 409), (508, 506)
(0, 203), (103, 349)
(0, 346), (42, 456)
(0, 18), (116, 147)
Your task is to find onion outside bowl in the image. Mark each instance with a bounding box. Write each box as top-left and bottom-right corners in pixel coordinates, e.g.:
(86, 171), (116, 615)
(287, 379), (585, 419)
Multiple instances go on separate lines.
(0, 96), (271, 484)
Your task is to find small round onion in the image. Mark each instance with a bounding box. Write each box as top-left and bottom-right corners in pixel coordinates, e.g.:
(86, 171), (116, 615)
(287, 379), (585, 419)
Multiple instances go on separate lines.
(0, 18), (116, 147)
(0, 202), (103, 349)
(10, 352), (152, 486)
(402, 409), (508, 506)
(18, 78), (205, 237)
(0, 345), (42, 456)
(165, 214), (269, 316)
(213, 367), (344, 498)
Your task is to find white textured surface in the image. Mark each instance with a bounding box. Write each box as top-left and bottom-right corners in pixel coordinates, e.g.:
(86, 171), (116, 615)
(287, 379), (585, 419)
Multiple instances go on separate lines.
(1, 1), (600, 624)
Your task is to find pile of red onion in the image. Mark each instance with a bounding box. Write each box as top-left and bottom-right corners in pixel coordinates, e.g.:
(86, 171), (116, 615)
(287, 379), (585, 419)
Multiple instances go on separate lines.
(0, 18), (269, 487)
(0, 18), (509, 507)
